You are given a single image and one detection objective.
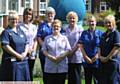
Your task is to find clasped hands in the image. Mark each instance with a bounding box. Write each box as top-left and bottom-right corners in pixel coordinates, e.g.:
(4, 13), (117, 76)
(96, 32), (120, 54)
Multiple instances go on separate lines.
(85, 55), (111, 64)
(99, 56), (111, 63)
(84, 55), (99, 64)
(47, 54), (66, 64)
(17, 52), (27, 61)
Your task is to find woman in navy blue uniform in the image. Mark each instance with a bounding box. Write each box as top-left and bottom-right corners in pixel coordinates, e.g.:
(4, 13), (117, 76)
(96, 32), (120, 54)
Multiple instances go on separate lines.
(99, 14), (120, 84)
(0, 11), (30, 81)
(78, 15), (103, 84)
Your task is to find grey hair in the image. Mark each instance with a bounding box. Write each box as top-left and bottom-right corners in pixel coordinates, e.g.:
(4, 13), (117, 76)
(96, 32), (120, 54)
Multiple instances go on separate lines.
(46, 7), (56, 14)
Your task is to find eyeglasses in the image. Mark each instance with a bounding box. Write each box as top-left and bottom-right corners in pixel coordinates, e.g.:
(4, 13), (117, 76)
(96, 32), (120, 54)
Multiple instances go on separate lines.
(9, 18), (18, 20)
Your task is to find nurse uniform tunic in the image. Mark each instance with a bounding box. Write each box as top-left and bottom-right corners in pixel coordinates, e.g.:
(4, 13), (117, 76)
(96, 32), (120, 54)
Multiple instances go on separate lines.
(0, 26), (30, 81)
(99, 29), (120, 84)
(42, 34), (71, 73)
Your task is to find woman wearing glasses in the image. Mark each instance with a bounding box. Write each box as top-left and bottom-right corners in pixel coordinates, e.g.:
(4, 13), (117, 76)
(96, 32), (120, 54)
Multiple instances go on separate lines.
(0, 11), (30, 81)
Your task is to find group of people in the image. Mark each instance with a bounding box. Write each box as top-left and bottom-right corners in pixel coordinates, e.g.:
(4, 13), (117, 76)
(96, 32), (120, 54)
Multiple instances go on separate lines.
(0, 6), (120, 84)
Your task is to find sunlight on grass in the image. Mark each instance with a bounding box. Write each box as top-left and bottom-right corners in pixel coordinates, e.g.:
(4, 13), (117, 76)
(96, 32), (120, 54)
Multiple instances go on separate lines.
(83, 26), (106, 32)
(33, 78), (86, 84)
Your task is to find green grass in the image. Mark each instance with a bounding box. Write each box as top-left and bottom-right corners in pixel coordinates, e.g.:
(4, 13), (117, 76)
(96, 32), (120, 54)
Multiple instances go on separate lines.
(83, 26), (106, 32)
(33, 78), (87, 84)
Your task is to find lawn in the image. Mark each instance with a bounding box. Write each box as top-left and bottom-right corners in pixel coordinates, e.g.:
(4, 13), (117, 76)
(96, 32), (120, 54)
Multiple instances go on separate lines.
(33, 78), (86, 84)
(83, 26), (106, 32)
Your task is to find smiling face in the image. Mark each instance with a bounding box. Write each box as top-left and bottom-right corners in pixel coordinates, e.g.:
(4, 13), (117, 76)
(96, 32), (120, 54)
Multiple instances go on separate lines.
(66, 11), (78, 27)
(46, 7), (56, 23)
(88, 16), (96, 30)
(104, 15), (116, 31)
(23, 8), (33, 23)
(8, 11), (19, 28)
(46, 12), (55, 22)
(24, 12), (32, 22)
(52, 19), (62, 35)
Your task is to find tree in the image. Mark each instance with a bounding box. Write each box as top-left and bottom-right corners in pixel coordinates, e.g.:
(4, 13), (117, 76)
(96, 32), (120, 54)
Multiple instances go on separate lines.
(104, 0), (120, 31)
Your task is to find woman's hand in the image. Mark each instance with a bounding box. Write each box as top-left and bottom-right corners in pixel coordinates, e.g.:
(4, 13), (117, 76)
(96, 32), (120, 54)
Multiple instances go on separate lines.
(91, 54), (99, 62)
(84, 56), (93, 64)
(100, 56), (109, 63)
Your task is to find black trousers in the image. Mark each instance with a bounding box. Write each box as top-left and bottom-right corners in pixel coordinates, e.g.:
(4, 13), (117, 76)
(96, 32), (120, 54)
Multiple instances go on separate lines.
(39, 51), (46, 83)
(68, 63), (82, 84)
(84, 67), (100, 84)
(28, 59), (35, 81)
(99, 60), (119, 84)
(44, 73), (67, 84)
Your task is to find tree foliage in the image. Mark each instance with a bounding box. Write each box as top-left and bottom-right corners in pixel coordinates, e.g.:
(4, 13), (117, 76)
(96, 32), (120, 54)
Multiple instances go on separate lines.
(104, 0), (119, 11)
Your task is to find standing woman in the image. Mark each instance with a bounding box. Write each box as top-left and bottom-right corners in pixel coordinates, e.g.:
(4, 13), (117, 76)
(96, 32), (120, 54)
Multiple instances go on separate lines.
(19, 8), (38, 81)
(0, 11), (30, 81)
(65, 11), (83, 84)
(99, 14), (120, 84)
(78, 15), (103, 84)
(37, 7), (56, 83)
(42, 19), (71, 84)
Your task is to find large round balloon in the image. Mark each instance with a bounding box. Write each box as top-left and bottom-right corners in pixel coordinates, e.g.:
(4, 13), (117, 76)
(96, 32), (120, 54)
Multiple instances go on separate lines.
(48, 0), (86, 21)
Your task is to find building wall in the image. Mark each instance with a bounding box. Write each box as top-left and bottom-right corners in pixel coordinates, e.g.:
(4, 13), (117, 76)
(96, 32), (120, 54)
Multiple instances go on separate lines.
(33, 0), (39, 16)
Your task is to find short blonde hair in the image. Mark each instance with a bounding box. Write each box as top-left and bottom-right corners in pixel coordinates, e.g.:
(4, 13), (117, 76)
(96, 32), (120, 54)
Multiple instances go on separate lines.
(104, 14), (116, 28)
(87, 15), (96, 22)
(66, 11), (78, 23)
(8, 10), (19, 20)
(52, 19), (62, 28)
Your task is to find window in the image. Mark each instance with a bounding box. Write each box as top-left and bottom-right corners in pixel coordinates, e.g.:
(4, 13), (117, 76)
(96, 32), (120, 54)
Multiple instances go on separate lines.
(0, 0), (6, 14)
(41, 0), (46, 2)
(100, 2), (107, 12)
(0, 16), (3, 27)
(9, 0), (18, 12)
(25, 0), (30, 8)
(39, 2), (47, 15)
(86, 0), (91, 12)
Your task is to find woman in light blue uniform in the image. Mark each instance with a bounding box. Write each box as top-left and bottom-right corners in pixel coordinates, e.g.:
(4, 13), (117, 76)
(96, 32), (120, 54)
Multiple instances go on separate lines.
(65, 11), (83, 84)
(42, 19), (71, 84)
(0, 11), (30, 81)
(19, 8), (38, 81)
(37, 7), (56, 83)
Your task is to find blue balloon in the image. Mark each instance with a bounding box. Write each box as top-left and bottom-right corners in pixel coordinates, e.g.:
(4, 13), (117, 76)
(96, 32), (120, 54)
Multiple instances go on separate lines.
(49, 0), (86, 21)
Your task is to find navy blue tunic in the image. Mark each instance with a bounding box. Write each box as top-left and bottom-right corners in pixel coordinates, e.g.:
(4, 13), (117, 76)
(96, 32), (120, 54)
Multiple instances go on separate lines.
(99, 30), (120, 84)
(0, 26), (30, 81)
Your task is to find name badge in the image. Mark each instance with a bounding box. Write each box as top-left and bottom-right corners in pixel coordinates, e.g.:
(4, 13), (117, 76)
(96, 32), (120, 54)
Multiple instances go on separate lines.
(20, 34), (24, 38)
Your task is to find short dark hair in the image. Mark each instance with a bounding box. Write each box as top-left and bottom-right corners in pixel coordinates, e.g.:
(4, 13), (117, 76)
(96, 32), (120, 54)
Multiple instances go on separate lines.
(23, 8), (33, 22)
